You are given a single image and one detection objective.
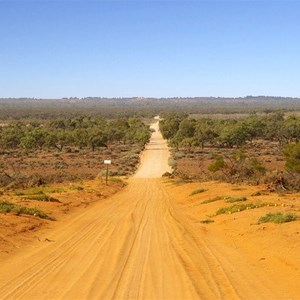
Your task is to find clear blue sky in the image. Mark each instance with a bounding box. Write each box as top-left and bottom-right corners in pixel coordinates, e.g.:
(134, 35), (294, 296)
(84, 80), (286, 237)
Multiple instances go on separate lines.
(0, 0), (299, 98)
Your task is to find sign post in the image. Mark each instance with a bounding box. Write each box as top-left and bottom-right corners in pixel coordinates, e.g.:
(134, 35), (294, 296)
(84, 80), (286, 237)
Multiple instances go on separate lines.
(104, 160), (111, 185)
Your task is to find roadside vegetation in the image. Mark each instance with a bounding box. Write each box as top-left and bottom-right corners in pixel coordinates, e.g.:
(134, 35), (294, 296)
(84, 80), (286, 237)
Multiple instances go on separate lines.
(258, 212), (298, 224)
(0, 116), (151, 188)
(0, 200), (54, 220)
(160, 112), (300, 191)
(190, 188), (207, 196)
(214, 202), (275, 216)
(225, 196), (247, 203)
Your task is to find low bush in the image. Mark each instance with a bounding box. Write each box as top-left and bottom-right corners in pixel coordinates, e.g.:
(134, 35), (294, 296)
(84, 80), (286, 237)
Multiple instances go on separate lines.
(201, 196), (224, 204)
(251, 190), (269, 196)
(168, 157), (177, 169)
(21, 193), (60, 202)
(199, 219), (214, 224)
(108, 177), (127, 186)
(258, 213), (298, 224)
(16, 187), (61, 202)
(215, 202), (275, 215)
(69, 185), (84, 191)
(0, 200), (55, 220)
(190, 188), (207, 196)
(225, 196), (247, 203)
(16, 187), (64, 195)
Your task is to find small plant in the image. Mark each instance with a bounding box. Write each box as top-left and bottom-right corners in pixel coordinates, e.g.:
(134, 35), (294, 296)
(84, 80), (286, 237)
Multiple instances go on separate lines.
(168, 157), (177, 169)
(258, 213), (298, 224)
(251, 190), (269, 196)
(21, 193), (60, 202)
(16, 187), (61, 202)
(16, 187), (64, 196)
(69, 185), (84, 191)
(171, 179), (193, 186)
(199, 219), (214, 224)
(201, 196), (224, 204)
(225, 196), (247, 203)
(283, 143), (300, 173)
(108, 177), (127, 185)
(215, 202), (275, 215)
(0, 200), (55, 220)
(190, 188), (207, 196)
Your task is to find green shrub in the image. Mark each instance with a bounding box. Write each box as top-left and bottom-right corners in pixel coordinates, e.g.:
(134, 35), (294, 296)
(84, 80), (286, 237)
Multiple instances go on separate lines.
(168, 157), (177, 169)
(16, 187), (64, 196)
(69, 185), (84, 191)
(199, 219), (215, 224)
(0, 200), (55, 220)
(258, 213), (298, 224)
(251, 190), (269, 196)
(225, 196), (247, 203)
(201, 196), (224, 204)
(21, 193), (60, 202)
(283, 143), (300, 173)
(215, 202), (275, 215)
(108, 177), (127, 186)
(190, 188), (207, 196)
(16, 187), (61, 202)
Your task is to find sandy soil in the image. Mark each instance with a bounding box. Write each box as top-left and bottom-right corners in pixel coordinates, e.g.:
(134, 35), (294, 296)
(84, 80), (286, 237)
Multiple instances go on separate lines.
(0, 120), (299, 299)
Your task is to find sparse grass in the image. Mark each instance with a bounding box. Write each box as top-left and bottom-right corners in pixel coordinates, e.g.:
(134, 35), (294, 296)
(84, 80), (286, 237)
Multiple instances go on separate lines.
(190, 188), (207, 196)
(108, 177), (127, 186)
(69, 185), (84, 191)
(85, 188), (97, 194)
(225, 196), (247, 203)
(16, 187), (61, 202)
(258, 213), (298, 224)
(251, 190), (270, 196)
(21, 193), (60, 202)
(199, 219), (215, 224)
(16, 187), (64, 196)
(0, 200), (55, 220)
(171, 179), (193, 186)
(201, 196), (224, 204)
(215, 202), (275, 216)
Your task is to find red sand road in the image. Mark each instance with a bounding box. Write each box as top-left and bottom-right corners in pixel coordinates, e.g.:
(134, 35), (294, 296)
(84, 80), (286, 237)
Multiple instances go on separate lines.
(0, 121), (298, 299)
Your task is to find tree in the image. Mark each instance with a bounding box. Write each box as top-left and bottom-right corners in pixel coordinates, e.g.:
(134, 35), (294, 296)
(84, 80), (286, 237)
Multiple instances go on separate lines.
(219, 124), (249, 147)
(208, 150), (265, 181)
(159, 118), (180, 140)
(45, 130), (73, 151)
(179, 137), (197, 152)
(21, 128), (48, 150)
(88, 129), (108, 151)
(194, 121), (218, 149)
(283, 143), (300, 173)
(106, 119), (129, 143)
(281, 117), (300, 144)
(0, 124), (24, 149)
(159, 113), (187, 140)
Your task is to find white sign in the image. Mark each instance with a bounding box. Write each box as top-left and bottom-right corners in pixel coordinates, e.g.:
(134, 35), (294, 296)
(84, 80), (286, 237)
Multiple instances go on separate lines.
(104, 160), (112, 164)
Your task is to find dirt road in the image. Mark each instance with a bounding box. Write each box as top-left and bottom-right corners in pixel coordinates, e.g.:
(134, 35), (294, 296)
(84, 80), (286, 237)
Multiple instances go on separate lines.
(0, 121), (291, 299)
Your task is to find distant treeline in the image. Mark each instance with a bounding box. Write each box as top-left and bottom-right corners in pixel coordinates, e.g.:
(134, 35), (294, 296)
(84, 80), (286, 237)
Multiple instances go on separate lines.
(1, 96), (300, 120)
(159, 112), (300, 189)
(0, 117), (151, 151)
(159, 112), (300, 149)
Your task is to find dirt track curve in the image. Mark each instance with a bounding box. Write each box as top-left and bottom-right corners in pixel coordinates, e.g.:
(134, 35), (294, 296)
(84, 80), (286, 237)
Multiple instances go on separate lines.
(0, 120), (287, 299)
